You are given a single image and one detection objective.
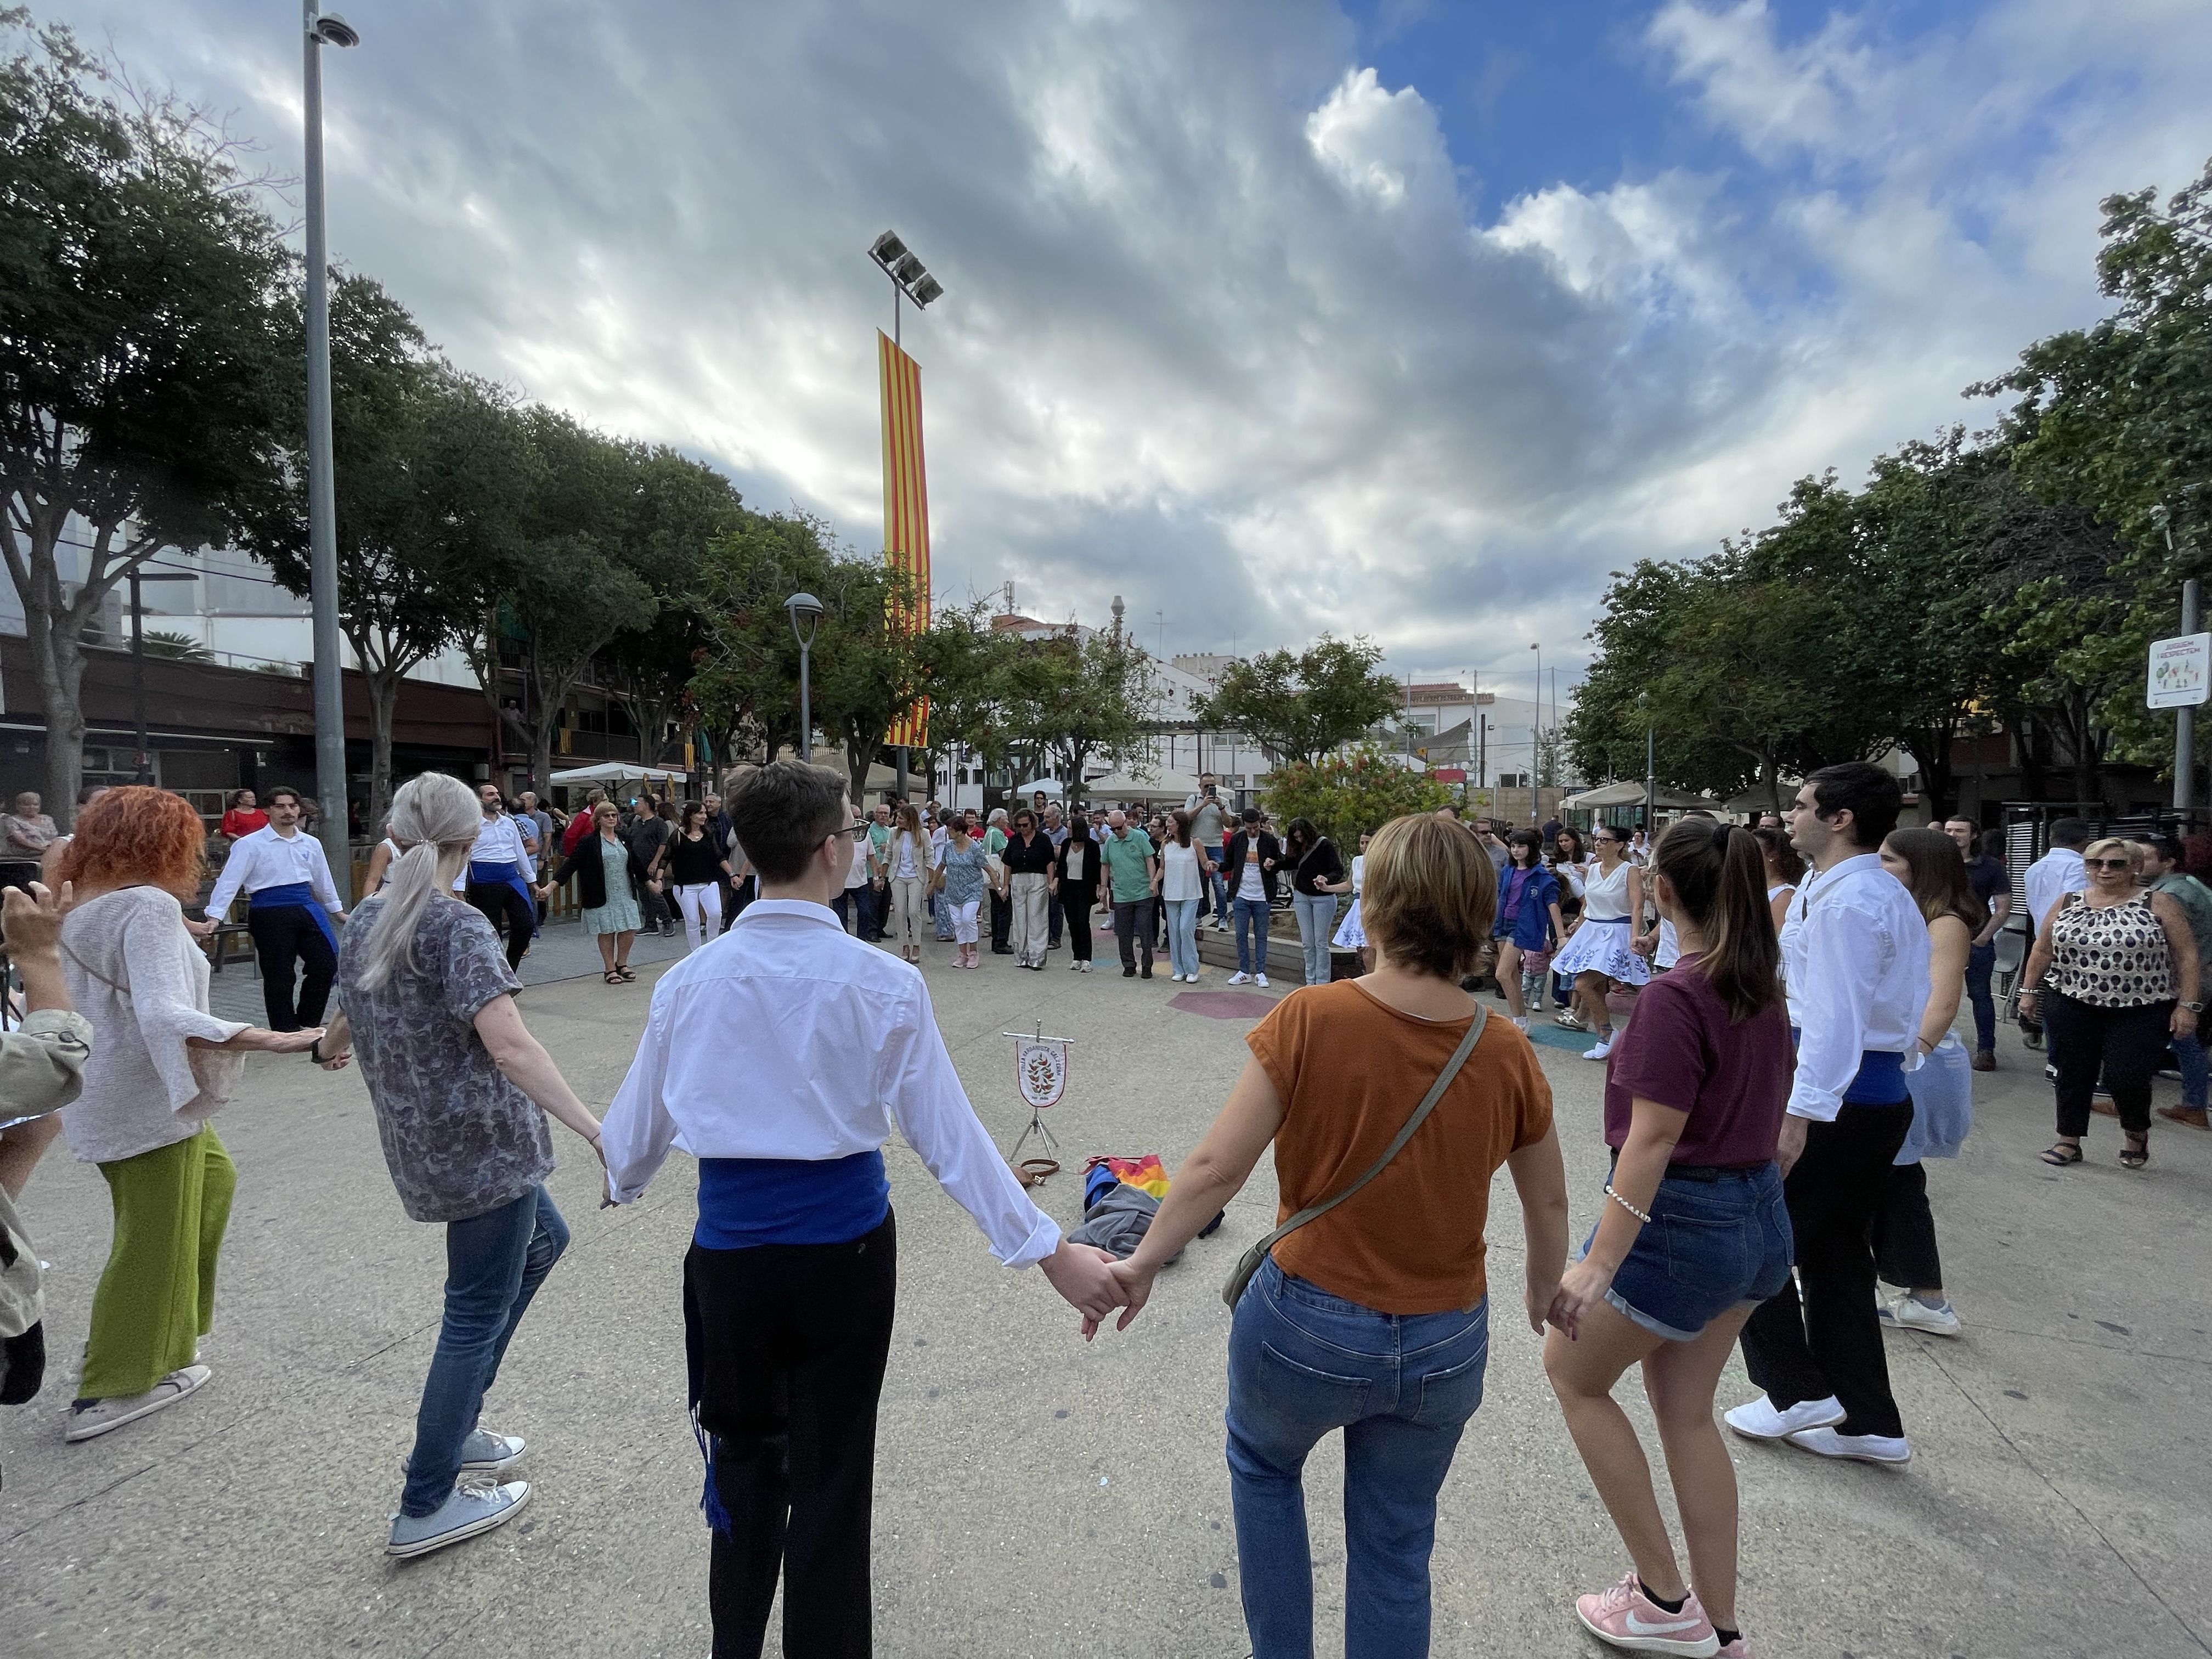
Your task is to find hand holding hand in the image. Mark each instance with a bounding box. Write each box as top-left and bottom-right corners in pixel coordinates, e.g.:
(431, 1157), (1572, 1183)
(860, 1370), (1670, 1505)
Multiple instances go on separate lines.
(1104, 1256), (1158, 1334)
(1776, 1113), (1810, 1178)
(1, 880), (72, 958)
(196, 1025), (326, 1055)
(1543, 1257), (1610, 1339)
(1039, 1240), (1125, 1338)
(182, 913), (217, 940)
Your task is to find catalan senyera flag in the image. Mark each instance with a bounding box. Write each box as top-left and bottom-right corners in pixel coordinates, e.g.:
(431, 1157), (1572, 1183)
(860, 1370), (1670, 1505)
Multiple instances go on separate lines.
(879, 330), (930, 749)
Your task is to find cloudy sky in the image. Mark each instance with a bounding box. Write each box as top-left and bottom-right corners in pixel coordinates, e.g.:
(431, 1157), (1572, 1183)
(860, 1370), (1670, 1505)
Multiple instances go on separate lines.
(64, 0), (2212, 692)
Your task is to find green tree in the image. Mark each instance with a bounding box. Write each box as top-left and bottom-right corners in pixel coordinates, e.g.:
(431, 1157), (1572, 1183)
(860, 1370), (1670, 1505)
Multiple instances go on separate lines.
(1262, 747), (1451, 849)
(1004, 628), (1156, 805)
(1189, 636), (1403, 767)
(0, 13), (293, 820)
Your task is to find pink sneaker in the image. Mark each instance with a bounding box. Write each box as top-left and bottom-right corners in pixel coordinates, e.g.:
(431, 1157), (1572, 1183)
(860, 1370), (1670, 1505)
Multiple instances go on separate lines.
(1715, 1640), (1757, 1657)
(1575, 1572), (1720, 1656)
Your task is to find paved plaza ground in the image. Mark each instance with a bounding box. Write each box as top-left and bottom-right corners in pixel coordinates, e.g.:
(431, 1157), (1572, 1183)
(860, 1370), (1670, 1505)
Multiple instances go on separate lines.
(4, 921), (2210, 1657)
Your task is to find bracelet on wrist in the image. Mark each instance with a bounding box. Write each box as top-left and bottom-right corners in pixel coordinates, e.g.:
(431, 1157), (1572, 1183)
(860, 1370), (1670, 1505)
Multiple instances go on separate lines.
(1602, 1183), (1651, 1226)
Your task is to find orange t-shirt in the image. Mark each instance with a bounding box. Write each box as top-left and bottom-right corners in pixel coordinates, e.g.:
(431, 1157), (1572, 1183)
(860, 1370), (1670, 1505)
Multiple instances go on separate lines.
(1245, 980), (1554, 1315)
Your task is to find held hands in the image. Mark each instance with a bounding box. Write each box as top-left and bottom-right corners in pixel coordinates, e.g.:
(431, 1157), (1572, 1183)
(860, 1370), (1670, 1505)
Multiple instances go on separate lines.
(1543, 1257), (1610, 1339)
(182, 914), (217, 940)
(1102, 1256), (1157, 1335)
(1039, 1240), (1124, 1340)
(189, 1025), (327, 1054)
(1776, 1113), (1810, 1178)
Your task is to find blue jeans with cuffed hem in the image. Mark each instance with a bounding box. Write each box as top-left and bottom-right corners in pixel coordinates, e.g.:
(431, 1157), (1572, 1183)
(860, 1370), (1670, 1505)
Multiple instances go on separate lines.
(1226, 1258), (1489, 1659)
(1964, 940), (1997, 1052)
(401, 1184), (569, 1516)
(1233, 896), (1271, 974)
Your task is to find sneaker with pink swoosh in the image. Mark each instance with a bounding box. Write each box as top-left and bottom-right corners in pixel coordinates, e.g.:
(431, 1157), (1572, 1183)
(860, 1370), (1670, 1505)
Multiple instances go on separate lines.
(1575, 1572), (1720, 1656)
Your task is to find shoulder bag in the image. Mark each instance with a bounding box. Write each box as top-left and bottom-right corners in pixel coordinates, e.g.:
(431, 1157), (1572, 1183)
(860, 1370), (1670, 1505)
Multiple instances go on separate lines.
(1221, 1002), (1487, 1310)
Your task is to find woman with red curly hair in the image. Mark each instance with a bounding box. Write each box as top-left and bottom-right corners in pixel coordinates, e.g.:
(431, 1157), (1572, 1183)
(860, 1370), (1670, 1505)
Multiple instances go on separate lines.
(54, 787), (321, 1443)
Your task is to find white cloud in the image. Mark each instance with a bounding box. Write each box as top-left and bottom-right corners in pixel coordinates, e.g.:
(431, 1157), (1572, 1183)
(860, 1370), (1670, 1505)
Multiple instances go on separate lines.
(55, 0), (2212, 682)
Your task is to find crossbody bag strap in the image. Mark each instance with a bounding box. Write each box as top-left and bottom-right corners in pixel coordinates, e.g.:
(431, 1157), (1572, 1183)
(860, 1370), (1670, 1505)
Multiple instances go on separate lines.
(1222, 1002), (1487, 1309)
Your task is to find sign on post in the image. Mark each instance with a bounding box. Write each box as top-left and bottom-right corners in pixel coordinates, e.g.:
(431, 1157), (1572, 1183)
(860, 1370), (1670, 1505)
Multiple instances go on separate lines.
(2147, 633), (2212, 708)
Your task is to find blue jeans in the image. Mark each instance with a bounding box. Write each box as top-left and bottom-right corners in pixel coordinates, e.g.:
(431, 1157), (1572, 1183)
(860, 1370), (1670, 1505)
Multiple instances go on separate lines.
(1292, 891), (1338, 985)
(2174, 1029), (2209, 1109)
(401, 1184), (569, 1515)
(1166, 896), (1201, 977)
(1209, 860), (1231, 926)
(1233, 896), (1271, 974)
(1964, 940), (1996, 1053)
(1227, 1259), (1489, 1659)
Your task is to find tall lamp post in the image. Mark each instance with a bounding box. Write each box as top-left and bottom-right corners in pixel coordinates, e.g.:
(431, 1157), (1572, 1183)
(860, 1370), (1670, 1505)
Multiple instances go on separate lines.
(1528, 641), (1541, 827)
(128, 569), (198, 783)
(866, 232), (943, 804)
(303, 7), (358, 880)
(786, 592), (823, 763)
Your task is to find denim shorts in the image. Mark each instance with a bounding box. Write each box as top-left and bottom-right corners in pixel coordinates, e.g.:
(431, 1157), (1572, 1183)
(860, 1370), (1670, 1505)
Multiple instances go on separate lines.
(1578, 1161), (1792, 1341)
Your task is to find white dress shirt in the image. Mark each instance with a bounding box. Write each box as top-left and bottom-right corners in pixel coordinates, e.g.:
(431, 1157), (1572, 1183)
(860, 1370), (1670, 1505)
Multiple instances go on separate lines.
(1780, 852), (1932, 1122)
(599, 899), (1060, 1266)
(205, 825), (343, 918)
(2024, 847), (2088, 933)
(471, 814), (529, 870)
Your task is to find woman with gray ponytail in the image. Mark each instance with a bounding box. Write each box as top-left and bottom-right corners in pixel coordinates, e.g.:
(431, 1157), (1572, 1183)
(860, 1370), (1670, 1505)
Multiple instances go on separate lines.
(314, 772), (605, 1561)
(1540, 818), (1793, 1659)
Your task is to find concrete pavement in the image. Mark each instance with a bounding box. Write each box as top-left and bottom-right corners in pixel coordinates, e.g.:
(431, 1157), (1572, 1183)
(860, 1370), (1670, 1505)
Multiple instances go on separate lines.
(4, 932), (2210, 1657)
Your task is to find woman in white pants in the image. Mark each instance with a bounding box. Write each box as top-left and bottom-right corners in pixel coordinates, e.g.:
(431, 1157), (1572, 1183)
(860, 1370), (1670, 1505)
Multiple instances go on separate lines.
(887, 803), (931, 964)
(665, 803), (732, 952)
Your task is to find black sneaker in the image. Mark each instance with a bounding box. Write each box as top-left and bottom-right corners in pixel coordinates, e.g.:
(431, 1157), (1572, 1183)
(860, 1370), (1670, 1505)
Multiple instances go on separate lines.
(1140, 966), (1153, 979)
(1122, 966), (1137, 978)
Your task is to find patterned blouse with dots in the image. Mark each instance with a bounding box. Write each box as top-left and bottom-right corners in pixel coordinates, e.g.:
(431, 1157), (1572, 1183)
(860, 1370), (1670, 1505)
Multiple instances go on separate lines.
(2047, 894), (2176, 1007)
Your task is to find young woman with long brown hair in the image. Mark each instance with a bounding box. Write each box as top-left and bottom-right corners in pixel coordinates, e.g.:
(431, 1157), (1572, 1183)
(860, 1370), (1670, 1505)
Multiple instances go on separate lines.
(1542, 819), (1793, 1659)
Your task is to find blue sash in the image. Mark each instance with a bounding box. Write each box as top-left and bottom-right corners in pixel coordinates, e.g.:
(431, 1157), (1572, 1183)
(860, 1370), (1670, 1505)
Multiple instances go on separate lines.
(1788, 1029), (1911, 1105)
(251, 882), (338, 953)
(468, 861), (539, 936)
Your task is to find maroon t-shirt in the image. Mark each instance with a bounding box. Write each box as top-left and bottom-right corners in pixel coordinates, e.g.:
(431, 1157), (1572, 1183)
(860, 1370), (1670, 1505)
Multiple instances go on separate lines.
(1603, 954), (1793, 1167)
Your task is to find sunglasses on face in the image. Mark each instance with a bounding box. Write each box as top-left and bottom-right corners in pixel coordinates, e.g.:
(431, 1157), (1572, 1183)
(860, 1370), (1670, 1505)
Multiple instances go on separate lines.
(2085, 856), (2135, 870)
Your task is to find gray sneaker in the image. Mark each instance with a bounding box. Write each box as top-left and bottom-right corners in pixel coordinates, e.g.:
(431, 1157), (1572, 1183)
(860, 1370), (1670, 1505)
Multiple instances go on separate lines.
(387, 1474), (531, 1559)
(65, 1364), (211, 1443)
(460, 1429), (527, 1472)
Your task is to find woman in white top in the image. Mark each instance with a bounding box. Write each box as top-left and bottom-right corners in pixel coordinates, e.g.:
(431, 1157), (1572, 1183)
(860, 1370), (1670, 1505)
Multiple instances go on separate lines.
(1330, 828), (1375, 970)
(886, 803), (931, 964)
(54, 787), (321, 1443)
(1547, 823), (1649, 1060)
(1753, 826), (1804, 934)
(1159, 810), (1216, 983)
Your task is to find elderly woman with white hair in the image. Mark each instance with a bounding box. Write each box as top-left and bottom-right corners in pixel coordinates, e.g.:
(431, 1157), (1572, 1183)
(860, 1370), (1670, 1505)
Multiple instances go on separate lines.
(315, 772), (605, 1560)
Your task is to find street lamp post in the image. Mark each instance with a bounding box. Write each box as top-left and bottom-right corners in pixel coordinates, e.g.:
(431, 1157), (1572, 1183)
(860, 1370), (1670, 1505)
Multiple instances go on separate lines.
(303, 6), (358, 880)
(786, 592), (824, 763)
(127, 569), (198, 783)
(866, 232), (944, 805)
(1529, 641), (1541, 828)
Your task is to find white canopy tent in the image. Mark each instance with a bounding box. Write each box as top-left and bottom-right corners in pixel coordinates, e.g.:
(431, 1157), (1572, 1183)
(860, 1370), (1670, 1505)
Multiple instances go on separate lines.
(1561, 780), (1719, 812)
(1014, 777), (1065, 798)
(548, 761), (687, 788)
(1080, 768), (1204, 803)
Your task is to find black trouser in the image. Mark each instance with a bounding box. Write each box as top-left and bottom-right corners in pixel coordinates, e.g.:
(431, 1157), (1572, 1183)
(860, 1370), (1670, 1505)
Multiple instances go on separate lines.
(2046, 992), (2169, 1136)
(1740, 1099), (1914, 1440)
(989, 889), (1011, 952)
(689, 1212), (898, 1659)
(1064, 896), (1093, 962)
(1872, 1161), (1942, 1290)
(246, 904), (336, 1031)
(1047, 889), (1063, 949)
(465, 881), (534, 973)
(724, 875), (754, 934)
(1113, 898), (1153, 972)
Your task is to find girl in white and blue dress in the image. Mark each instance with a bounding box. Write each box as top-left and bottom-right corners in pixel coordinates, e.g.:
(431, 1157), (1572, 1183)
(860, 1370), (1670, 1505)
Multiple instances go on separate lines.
(1549, 823), (1649, 1060)
(1330, 829), (1374, 969)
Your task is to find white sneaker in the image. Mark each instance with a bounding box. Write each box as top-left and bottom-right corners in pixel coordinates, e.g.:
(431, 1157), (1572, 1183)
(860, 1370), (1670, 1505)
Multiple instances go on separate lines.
(1582, 1038), (1613, 1060)
(1255, 973), (1269, 987)
(1881, 1294), (1962, 1336)
(1786, 1425), (1911, 1464)
(1080, 961), (1092, 972)
(1724, 1393), (1844, 1441)
(65, 1364), (211, 1442)
(1228, 972), (1250, 984)
(1512, 1015), (1530, 1032)
(1069, 960), (1084, 970)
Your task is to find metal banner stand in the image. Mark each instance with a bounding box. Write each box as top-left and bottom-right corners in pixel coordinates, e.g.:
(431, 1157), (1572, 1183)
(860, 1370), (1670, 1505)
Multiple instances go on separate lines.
(1005, 1020), (1073, 1177)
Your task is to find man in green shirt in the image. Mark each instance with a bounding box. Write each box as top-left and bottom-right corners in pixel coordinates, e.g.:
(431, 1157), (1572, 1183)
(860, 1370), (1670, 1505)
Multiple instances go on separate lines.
(864, 803), (893, 940)
(2137, 832), (2212, 1127)
(1099, 809), (1160, 978)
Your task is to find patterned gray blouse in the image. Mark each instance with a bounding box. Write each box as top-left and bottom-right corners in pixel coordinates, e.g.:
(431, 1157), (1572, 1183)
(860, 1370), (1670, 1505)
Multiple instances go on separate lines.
(336, 894), (554, 1223)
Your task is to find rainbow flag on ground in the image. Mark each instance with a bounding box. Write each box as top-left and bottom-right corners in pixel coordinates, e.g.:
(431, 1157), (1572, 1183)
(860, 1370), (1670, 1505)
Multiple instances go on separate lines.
(1084, 1154), (1169, 1207)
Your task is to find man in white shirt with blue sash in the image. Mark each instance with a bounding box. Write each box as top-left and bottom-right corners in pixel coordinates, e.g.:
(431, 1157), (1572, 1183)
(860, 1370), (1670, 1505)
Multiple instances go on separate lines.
(464, 784), (541, 973)
(1729, 762), (1930, 1465)
(599, 761), (1121, 1656)
(199, 786), (347, 1031)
